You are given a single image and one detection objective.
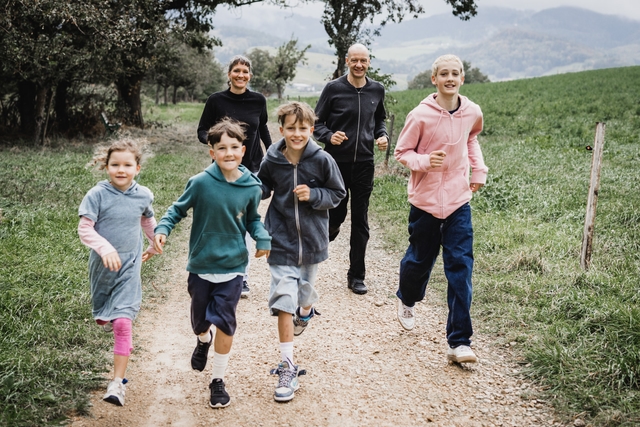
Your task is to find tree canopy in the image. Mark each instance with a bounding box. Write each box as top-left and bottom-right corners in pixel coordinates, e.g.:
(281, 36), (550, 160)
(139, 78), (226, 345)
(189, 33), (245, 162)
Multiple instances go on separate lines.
(320, 0), (478, 79)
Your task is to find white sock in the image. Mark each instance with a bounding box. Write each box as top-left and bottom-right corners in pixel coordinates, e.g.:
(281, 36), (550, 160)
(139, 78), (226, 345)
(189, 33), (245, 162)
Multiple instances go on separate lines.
(280, 341), (294, 366)
(211, 351), (230, 381)
(198, 330), (211, 343)
(299, 307), (312, 318)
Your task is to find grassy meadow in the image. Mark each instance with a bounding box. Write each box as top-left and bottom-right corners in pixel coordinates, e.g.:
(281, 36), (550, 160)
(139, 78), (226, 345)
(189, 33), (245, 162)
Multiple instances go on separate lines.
(0, 66), (639, 426)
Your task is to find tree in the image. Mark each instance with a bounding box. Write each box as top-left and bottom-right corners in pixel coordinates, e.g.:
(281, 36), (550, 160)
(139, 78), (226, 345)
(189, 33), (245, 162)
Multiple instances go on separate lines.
(271, 38), (310, 100)
(246, 48), (278, 97)
(407, 59), (489, 90)
(245, 38), (309, 100)
(0, 1), (112, 142)
(320, 0), (478, 79)
(462, 60), (490, 84)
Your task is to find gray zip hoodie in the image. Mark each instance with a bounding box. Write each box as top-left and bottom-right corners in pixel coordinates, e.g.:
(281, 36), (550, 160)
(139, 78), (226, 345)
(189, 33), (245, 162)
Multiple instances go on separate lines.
(257, 138), (346, 266)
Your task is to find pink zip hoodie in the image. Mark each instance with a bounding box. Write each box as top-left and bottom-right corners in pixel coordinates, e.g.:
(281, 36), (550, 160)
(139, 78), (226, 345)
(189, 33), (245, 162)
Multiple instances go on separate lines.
(394, 93), (488, 219)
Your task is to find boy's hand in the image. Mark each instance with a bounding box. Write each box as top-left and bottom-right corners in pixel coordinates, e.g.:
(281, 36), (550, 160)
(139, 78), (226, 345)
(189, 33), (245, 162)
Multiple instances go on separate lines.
(330, 131), (348, 145)
(429, 150), (447, 168)
(255, 249), (270, 258)
(154, 234), (166, 254)
(142, 249), (155, 262)
(102, 251), (122, 271)
(376, 136), (388, 151)
(293, 185), (310, 202)
(470, 183), (484, 193)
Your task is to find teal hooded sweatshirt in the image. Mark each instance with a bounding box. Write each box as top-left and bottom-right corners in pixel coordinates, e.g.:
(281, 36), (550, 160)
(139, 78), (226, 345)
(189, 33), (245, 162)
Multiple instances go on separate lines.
(155, 163), (271, 274)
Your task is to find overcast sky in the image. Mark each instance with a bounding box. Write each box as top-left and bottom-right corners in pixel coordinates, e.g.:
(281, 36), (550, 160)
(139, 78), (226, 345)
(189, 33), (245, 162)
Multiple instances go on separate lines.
(218, 0), (640, 22)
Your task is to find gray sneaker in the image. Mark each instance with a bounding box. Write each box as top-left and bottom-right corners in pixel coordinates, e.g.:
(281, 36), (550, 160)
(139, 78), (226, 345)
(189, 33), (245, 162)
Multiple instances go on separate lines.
(271, 361), (300, 402)
(293, 307), (320, 336)
(103, 378), (127, 406)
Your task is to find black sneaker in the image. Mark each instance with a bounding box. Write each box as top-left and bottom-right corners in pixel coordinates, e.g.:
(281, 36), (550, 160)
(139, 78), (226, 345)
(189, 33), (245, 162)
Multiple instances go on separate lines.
(241, 280), (250, 298)
(191, 331), (212, 371)
(209, 378), (230, 408)
(347, 276), (368, 295)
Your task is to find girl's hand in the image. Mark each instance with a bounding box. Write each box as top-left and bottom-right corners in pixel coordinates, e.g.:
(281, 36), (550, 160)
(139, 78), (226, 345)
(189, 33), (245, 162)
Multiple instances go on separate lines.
(142, 249), (155, 262)
(470, 183), (484, 193)
(293, 185), (310, 202)
(429, 150), (447, 168)
(102, 251), (122, 271)
(255, 249), (270, 258)
(154, 234), (166, 254)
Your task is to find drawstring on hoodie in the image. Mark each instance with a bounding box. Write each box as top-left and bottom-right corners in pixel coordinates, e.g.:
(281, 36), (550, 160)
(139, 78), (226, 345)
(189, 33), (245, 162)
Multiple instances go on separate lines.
(425, 99), (466, 147)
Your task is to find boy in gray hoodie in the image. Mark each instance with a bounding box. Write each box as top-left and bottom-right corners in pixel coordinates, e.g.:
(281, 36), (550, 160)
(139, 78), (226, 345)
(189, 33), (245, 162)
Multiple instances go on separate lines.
(257, 101), (346, 402)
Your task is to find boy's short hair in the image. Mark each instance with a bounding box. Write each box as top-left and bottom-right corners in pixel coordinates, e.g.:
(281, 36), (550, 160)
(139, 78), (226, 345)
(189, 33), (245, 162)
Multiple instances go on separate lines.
(275, 101), (316, 127)
(207, 118), (247, 146)
(431, 54), (465, 77)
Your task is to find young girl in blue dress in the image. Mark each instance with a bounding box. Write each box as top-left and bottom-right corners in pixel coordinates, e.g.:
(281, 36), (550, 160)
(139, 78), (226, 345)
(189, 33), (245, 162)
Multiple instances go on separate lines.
(78, 137), (157, 406)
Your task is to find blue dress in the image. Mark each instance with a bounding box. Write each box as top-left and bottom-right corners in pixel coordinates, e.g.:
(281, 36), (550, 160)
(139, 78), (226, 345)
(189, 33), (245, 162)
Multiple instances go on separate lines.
(79, 180), (154, 321)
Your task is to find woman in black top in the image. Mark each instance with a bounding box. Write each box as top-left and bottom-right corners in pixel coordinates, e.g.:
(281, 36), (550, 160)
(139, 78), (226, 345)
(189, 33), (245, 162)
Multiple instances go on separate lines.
(197, 55), (273, 172)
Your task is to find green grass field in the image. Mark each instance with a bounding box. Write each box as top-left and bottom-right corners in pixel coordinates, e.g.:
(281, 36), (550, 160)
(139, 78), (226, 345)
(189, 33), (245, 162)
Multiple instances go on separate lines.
(1, 66), (639, 426)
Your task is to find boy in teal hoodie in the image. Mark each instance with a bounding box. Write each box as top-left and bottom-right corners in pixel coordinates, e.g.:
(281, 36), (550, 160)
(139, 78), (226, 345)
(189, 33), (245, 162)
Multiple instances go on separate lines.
(154, 118), (271, 409)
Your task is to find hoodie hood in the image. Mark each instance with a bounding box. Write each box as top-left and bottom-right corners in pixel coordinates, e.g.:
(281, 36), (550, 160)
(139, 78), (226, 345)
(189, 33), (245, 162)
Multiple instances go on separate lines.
(98, 179), (141, 196)
(203, 163), (262, 187)
(264, 137), (323, 165)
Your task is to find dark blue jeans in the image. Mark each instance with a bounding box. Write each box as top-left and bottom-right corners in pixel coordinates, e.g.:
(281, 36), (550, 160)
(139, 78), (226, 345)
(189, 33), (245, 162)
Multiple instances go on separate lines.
(329, 160), (374, 281)
(396, 203), (474, 347)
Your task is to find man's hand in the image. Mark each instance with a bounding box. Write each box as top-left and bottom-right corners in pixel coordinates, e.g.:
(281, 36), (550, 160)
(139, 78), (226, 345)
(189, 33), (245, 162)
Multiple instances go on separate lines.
(376, 135), (388, 151)
(330, 131), (348, 145)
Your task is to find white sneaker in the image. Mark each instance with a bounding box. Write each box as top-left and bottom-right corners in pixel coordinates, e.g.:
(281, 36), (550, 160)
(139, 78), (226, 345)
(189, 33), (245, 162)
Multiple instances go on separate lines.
(103, 379), (126, 406)
(447, 345), (478, 363)
(396, 298), (415, 331)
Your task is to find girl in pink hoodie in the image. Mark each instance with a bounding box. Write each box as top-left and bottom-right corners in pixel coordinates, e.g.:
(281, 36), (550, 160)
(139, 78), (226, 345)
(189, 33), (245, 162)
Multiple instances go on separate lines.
(394, 54), (488, 364)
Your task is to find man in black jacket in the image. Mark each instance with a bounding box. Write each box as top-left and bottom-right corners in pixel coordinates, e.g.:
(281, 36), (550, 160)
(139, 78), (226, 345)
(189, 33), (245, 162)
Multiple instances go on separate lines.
(314, 43), (389, 295)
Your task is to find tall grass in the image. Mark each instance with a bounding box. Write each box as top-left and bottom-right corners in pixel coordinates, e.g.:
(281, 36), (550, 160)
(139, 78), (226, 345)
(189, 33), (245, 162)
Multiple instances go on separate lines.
(0, 129), (209, 426)
(372, 66), (640, 425)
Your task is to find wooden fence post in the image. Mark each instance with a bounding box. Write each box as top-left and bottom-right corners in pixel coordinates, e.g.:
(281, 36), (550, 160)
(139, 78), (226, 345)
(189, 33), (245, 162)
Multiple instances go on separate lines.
(580, 122), (606, 270)
(384, 114), (395, 168)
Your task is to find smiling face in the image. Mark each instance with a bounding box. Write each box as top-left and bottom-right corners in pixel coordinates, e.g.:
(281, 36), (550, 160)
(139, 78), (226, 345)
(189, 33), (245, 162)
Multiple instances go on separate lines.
(209, 133), (246, 178)
(228, 63), (251, 94)
(280, 114), (313, 154)
(346, 45), (370, 81)
(106, 150), (140, 191)
(431, 59), (465, 97)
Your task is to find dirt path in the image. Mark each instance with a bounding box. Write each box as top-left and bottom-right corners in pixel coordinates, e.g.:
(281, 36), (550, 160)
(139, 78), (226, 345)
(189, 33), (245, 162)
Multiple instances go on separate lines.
(70, 199), (563, 427)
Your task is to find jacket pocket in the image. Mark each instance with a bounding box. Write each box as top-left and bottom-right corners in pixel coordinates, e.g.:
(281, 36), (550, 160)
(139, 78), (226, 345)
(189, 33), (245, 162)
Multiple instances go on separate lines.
(191, 232), (247, 269)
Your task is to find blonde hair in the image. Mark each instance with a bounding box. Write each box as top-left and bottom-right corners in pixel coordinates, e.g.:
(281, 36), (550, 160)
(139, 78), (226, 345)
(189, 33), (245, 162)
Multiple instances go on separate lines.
(207, 117), (247, 146)
(87, 136), (150, 170)
(431, 54), (465, 77)
(275, 101), (316, 127)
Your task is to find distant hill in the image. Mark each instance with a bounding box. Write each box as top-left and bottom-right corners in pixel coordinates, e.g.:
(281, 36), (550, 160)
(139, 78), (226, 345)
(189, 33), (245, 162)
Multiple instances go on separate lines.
(210, 6), (640, 93)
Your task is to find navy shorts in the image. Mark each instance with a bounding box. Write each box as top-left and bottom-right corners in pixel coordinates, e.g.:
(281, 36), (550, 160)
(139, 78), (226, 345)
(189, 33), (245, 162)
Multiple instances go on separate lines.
(187, 273), (242, 336)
